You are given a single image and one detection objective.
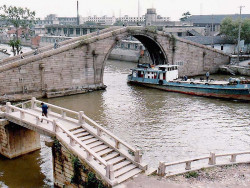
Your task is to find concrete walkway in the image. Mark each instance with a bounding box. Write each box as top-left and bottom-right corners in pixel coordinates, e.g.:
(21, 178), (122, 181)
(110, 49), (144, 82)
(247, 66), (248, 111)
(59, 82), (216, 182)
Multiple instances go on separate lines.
(115, 163), (250, 188)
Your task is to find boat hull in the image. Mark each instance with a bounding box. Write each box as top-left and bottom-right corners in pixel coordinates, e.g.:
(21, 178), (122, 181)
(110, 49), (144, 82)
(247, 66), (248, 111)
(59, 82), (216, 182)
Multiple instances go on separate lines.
(128, 79), (250, 101)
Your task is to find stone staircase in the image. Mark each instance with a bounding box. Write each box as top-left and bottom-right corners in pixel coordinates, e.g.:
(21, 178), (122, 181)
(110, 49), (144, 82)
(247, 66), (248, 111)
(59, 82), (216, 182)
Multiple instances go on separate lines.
(69, 126), (142, 184)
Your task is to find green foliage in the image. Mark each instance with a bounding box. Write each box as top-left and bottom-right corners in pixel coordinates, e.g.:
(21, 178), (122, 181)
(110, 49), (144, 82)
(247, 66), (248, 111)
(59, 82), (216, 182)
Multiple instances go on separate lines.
(0, 5), (36, 29)
(0, 5), (37, 55)
(87, 172), (105, 188)
(220, 17), (250, 43)
(180, 11), (191, 21)
(185, 171), (199, 178)
(52, 138), (63, 162)
(8, 39), (21, 56)
(71, 156), (84, 185)
(145, 26), (157, 33)
(114, 20), (124, 26)
(170, 34), (176, 52)
(70, 155), (106, 187)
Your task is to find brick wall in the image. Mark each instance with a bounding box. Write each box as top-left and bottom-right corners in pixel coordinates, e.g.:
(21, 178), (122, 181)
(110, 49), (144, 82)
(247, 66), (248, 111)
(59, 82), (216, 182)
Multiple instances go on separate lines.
(53, 143), (108, 188)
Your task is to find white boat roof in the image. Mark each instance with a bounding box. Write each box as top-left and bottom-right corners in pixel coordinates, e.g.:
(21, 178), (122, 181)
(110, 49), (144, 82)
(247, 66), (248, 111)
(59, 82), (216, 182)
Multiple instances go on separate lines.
(156, 65), (178, 68)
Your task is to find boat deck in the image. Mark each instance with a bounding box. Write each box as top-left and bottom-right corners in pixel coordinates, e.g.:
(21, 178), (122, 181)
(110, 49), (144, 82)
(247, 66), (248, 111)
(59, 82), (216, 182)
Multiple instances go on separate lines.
(173, 79), (229, 85)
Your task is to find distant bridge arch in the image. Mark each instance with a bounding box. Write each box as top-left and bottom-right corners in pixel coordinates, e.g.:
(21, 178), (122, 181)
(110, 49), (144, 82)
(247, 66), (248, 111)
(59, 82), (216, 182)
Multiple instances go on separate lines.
(0, 26), (229, 102)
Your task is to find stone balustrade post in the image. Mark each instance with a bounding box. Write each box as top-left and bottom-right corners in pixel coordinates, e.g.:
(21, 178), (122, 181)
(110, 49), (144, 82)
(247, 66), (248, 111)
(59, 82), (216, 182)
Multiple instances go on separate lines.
(115, 140), (120, 149)
(36, 116), (40, 125)
(106, 163), (114, 180)
(185, 161), (191, 170)
(78, 111), (84, 124)
(31, 97), (36, 109)
(61, 110), (66, 118)
(70, 137), (75, 146)
(6, 102), (11, 113)
(135, 149), (142, 163)
(230, 154), (236, 162)
(86, 151), (92, 161)
(208, 152), (216, 165)
(158, 161), (166, 176)
(53, 119), (57, 133)
(97, 128), (102, 136)
(20, 111), (25, 119)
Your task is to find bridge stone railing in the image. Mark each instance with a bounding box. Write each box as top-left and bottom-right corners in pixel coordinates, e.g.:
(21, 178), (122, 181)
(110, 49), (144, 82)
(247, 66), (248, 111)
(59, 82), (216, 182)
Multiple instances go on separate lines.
(158, 151), (250, 176)
(4, 97), (147, 185)
(0, 26), (122, 67)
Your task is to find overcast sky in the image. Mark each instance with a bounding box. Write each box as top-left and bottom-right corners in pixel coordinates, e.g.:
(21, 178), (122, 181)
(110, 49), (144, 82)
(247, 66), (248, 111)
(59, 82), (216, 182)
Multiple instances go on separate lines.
(1, 0), (249, 20)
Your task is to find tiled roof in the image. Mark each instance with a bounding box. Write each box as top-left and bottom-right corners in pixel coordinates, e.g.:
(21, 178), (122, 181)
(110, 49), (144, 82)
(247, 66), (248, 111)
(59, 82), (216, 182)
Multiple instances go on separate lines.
(182, 36), (235, 45)
(186, 14), (250, 24)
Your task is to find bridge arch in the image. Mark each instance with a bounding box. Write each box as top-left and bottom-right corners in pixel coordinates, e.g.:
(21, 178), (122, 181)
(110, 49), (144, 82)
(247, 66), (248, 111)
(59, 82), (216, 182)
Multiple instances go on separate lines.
(0, 26), (230, 102)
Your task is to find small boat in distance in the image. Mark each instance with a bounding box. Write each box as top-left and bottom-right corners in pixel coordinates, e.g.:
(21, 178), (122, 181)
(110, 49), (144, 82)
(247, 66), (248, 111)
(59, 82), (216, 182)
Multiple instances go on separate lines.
(127, 64), (250, 101)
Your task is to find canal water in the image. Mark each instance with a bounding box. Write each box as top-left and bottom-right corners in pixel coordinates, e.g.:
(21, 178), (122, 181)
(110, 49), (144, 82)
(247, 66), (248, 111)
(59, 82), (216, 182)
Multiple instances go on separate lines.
(0, 60), (249, 187)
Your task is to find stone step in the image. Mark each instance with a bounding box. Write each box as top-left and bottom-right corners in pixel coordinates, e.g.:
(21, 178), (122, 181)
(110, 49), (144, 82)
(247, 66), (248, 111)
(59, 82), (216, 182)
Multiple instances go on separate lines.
(82, 138), (99, 145)
(116, 168), (142, 184)
(81, 135), (94, 141)
(92, 145), (109, 153)
(69, 126), (83, 132)
(97, 148), (113, 157)
(113, 161), (131, 171)
(77, 132), (90, 138)
(88, 141), (103, 148)
(107, 156), (125, 165)
(114, 164), (137, 178)
(102, 152), (119, 161)
(72, 129), (86, 135)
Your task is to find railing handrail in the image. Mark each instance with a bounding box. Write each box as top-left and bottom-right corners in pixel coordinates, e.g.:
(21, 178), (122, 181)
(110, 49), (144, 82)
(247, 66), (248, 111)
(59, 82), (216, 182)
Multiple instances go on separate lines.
(33, 99), (137, 153)
(162, 151), (250, 166)
(158, 151), (250, 176)
(55, 121), (108, 166)
(34, 99), (78, 116)
(163, 156), (210, 166)
(6, 103), (54, 123)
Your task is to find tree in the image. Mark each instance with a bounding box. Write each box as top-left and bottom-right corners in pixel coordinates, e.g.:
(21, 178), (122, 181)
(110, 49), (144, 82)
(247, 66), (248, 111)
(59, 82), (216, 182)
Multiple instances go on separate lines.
(0, 5), (36, 55)
(220, 17), (250, 44)
(180, 11), (191, 21)
(113, 20), (124, 26)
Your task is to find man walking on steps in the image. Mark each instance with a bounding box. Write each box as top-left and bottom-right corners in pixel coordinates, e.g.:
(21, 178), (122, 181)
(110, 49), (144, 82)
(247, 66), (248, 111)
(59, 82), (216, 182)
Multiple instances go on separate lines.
(41, 102), (48, 123)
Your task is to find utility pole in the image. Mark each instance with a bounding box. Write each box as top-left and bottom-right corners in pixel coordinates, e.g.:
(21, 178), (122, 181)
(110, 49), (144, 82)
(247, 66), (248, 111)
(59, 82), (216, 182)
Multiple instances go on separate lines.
(211, 14), (214, 48)
(77, 1), (80, 26)
(237, 6), (244, 65)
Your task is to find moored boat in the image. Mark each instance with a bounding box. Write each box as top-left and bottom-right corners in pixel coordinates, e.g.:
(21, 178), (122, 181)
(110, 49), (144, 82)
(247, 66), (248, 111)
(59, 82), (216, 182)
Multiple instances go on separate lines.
(127, 64), (250, 101)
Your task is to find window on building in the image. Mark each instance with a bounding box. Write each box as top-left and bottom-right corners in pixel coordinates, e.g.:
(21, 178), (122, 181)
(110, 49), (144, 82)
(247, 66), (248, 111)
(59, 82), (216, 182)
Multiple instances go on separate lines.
(76, 28), (80, 35)
(177, 32), (182, 37)
(69, 28), (73, 34)
(221, 45), (224, 51)
(63, 28), (68, 35)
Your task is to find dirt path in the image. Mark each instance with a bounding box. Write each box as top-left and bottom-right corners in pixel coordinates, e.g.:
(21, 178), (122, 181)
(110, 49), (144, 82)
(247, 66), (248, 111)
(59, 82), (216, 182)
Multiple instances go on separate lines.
(116, 163), (250, 188)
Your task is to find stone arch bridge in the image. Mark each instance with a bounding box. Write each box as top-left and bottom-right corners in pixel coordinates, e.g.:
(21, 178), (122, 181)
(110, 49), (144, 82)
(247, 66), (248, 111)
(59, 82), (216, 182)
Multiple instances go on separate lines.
(0, 26), (229, 102)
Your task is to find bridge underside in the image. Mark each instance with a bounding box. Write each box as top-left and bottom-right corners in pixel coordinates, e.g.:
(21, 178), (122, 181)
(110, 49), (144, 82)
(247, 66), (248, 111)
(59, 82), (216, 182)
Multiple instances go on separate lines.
(133, 35), (167, 65)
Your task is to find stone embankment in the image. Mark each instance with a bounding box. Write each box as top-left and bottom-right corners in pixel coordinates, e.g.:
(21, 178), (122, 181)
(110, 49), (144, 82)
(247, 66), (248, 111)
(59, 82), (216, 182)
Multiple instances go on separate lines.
(219, 60), (250, 76)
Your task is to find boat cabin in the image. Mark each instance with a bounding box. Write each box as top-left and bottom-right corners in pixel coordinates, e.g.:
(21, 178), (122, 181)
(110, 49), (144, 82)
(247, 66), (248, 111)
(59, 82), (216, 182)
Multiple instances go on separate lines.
(131, 64), (178, 83)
